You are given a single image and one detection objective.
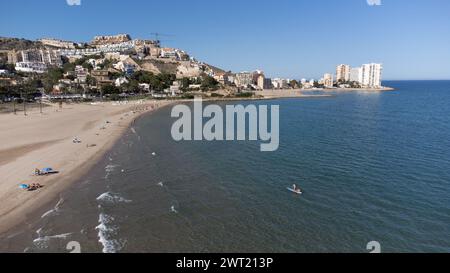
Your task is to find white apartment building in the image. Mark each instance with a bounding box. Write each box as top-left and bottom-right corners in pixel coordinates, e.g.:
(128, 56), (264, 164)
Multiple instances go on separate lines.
(361, 63), (383, 88)
(336, 64), (350, 82)
(323, 73), (334, 88)
(60, 48), (102, 57)
(40, 49), (63, 66)
(17, 49), (62, 67)
(235, 72), (254, 87)
(20, 50), (43, 63)
(271, 78), (288, 89)
(257, 74), (272, 90)
(160, 48), (177, 59)
(350, 67), (363, 83)
(75, 65), (88, 83)
(15, 62), (47, 73)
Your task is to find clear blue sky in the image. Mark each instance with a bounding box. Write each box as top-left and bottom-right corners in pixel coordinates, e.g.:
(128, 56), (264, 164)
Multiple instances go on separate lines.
(1, 0), (450, 80)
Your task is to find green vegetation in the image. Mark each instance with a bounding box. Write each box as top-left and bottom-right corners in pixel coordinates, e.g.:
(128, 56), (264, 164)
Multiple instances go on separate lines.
(122, 79), (139, 92)
(101, 84), (120, 95)
(179, 77), (191, 91)
(210, 92), (224, 97)
(85, 75), (97, 86)
(235, 92), (254, 98)
(130, 71), (175, 91)
(63, 62), (75, 73)
(289, 80), (300, 89)
(42, 68), (64, 91)
(313, 81), (324, 88)
(180, 93), (195, 99)
(200, 75), (219, 91)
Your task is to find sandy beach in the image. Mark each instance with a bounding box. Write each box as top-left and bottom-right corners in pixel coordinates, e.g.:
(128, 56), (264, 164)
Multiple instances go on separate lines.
(0, 100), (172, 235)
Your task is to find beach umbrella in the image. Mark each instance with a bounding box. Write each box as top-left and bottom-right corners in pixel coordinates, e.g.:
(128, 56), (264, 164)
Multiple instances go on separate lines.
(19, 184), (29, 189)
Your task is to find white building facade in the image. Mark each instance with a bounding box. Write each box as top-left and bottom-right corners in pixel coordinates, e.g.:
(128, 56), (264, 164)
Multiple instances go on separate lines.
(323, 73), (334, 88)
(350, 67), (363, 83)
(361, 63), (383, 88)
(336, 64), (350, 82)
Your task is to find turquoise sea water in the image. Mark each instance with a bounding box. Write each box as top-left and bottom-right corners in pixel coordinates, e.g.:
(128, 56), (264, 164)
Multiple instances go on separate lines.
(2, 81), (449, 253)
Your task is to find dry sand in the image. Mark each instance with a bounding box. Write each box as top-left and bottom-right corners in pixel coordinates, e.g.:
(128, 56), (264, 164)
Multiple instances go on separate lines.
(0, 100), (172, 235)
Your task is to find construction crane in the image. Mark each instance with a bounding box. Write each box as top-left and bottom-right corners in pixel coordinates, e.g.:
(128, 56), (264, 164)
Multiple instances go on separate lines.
(150, 32), (175, 45)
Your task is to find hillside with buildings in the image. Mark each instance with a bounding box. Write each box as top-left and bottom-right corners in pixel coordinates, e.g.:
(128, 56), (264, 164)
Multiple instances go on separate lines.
(0, 33), (387, 103)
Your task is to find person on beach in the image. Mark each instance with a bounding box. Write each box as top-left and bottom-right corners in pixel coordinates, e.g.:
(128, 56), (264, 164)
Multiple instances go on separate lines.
(35, 168), (41, 175)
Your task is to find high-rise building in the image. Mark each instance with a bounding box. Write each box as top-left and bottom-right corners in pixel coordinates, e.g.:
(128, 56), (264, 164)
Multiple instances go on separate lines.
(40, 49), (63, 66)
(235, 71), (254, 87)
(361, 63), (383, 88)
(336, 64), (350, 82)
(350, 67), (363, 83)
(256, 74), (272, 90)
(21, 50), (43, 63)
(323, 73), (334, 88)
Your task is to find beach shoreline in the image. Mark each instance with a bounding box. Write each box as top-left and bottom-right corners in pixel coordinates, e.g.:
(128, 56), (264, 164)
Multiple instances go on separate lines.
(0, 92), (330, 238)
(0, 100), (174, 237)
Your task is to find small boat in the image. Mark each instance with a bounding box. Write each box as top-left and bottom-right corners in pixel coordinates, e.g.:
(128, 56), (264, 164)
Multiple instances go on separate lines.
(287, 187), (302, 195)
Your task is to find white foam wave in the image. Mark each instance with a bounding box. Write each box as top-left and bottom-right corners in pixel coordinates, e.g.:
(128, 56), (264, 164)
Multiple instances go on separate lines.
(95, 213), (124, 253)
(170, 205), (178, 213)
(32, 233), (72, 249)
(96, 192), (132, 204)
(104, 164), (119, 179)
(41, 197), (64, 218)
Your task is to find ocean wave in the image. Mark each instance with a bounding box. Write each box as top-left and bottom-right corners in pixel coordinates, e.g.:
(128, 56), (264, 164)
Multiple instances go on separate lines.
(96, 192), (132, 204)
(104, 164), (119, 179)
(95, 213), (125, 253)
(32, 233), (72, 249)
(41, 197), (64, 218)
(36, 227), (44, 237)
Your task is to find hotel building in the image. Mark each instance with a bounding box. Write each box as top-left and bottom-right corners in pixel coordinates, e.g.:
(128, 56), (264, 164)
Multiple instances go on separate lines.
(361, 63), (383, 88)
(323, 73), (334, 88)
(350, 67), (363, 83)
(336, 64), (351, 82)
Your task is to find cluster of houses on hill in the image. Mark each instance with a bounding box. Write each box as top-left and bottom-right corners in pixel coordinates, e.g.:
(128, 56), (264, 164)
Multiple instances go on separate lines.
(0, 34), (384, 101)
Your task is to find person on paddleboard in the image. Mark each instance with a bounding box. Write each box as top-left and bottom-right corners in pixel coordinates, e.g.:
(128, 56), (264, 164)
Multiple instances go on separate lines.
(292, 184), (302, 193)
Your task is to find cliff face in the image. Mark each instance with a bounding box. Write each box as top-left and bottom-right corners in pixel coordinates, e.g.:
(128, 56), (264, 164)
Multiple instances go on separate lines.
(139, 58), (228, 79)
(141, 59), (179, 75)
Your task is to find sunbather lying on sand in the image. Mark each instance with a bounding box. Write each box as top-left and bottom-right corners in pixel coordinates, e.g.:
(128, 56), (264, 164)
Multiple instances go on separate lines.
(23, 183), (43, 191)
